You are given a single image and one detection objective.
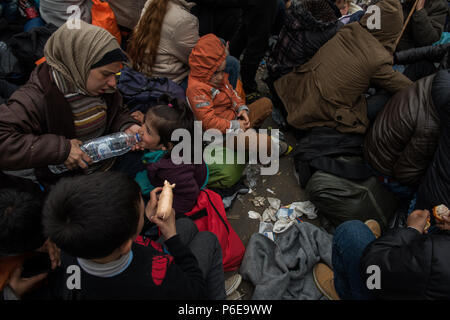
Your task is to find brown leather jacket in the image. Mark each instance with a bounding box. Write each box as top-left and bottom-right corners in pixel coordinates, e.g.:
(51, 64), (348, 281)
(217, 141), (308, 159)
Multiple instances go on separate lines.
(364, 74), (440, 186)
(0, 63), (138, 184)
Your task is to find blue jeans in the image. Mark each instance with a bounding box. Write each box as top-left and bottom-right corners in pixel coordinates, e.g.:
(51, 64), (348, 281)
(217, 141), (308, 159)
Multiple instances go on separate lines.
(332, 220), (376, 300)
(225, 55), (240, 89)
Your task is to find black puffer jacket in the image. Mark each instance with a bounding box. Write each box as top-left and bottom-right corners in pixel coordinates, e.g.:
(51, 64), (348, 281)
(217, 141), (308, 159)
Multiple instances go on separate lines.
(364, 73), (442, 186)
(415, 69), (450, 212)
(267, 0), (342, 80)
(360, 227), (450, 300)
(395, 43), (450, 69)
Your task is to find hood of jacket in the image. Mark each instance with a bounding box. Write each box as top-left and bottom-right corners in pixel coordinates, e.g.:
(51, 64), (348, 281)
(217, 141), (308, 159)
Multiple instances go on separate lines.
(188, 33), (227, 83)
(359, 0), (403, 54)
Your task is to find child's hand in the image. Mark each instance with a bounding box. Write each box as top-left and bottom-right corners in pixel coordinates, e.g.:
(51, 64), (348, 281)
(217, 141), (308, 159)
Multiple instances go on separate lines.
(145, 187), (163, 220)
(124, 124), (145, 151)
(7, 264), (48, 298)
(238, 119), (250, 131)
(407, 209), (430, 234)
(37, 239), (61, 270)
(146, 187), (176, 239)
(237, 110), (250, 130)
(150, 208), (177, 241)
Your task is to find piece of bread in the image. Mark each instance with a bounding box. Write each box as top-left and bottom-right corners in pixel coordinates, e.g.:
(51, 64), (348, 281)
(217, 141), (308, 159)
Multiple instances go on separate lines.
(156, 180), (176, 219)
(433, 204), (449, 222)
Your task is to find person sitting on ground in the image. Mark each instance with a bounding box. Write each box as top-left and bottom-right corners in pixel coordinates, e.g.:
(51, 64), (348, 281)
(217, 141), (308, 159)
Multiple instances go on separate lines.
(127, 0), (199, 90)
(134, 96), (208, 217)
(274, 0), (413, 134)
(267, 0), (342, 82)
(313, 209), (450, 300)
(128, 0), (240, 90)
(0, 21), (141, 190)
(187, 34), (292, 158)
(0, 188), (60, 300)
(266, 0), (343, 119)
(7, 172), (227, 300)
(396, 0), (449, 52)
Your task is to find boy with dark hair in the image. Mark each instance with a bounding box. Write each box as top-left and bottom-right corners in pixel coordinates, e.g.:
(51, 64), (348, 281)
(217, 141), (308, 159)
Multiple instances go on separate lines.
(7, 171), (226, 300)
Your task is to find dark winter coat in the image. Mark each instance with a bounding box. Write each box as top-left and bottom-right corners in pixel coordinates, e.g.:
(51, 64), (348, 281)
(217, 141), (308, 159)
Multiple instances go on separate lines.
(364, 73), (441, 186)
(360, 227), (450, 300)
(397, 0), (449, 51)
(146, 156), (207, 216)
(0, 63), (138, 185)
(415, 69), (450, 212)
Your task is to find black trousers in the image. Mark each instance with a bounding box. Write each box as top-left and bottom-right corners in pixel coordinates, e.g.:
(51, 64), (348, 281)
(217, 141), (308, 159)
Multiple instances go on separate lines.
(230, 0), (278, 93)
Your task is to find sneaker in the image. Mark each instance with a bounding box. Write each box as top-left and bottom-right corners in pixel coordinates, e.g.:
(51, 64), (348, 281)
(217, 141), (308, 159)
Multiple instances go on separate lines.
(225, 274), (242, 296)
(312, 263), (340, 300)
(365, 219), (381, 238)
(279, 140), (293, 156)
(245, 91), (263, 105)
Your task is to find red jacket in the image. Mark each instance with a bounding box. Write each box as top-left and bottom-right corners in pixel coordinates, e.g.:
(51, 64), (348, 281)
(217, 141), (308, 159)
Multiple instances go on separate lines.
(186, 34), (247, 133)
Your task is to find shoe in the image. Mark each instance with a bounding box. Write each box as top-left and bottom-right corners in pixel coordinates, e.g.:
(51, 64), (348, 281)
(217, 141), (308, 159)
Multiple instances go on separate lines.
(245, 91), (263, 105)
(225, 273), (242, 296)
(279, 140), (293, 156)
(312, 263), (340, 300)
(365, 219), (381, 238)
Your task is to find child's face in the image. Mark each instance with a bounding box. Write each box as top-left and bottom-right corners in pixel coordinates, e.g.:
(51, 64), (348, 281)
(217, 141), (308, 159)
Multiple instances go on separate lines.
(138, 119), (164, 151)
(209, 60), (226, 88)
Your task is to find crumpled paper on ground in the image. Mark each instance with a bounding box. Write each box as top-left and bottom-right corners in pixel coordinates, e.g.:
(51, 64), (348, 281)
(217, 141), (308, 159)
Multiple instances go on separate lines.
(256, 200), (318, 239)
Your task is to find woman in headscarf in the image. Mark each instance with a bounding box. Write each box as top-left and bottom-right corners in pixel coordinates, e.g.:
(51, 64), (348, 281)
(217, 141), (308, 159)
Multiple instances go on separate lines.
(0, 20), (141, 190)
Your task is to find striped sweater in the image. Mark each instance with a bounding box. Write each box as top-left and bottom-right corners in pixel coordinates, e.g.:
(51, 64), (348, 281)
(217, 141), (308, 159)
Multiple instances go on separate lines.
(51, 67), (108, 142)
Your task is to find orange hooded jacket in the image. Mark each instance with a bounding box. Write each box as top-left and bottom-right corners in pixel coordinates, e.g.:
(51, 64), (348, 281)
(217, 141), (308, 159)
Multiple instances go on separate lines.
(186, 34), (248, 133)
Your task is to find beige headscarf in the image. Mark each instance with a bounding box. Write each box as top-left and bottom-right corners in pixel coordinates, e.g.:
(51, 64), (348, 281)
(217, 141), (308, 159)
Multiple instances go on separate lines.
(44, 20), (121, 95)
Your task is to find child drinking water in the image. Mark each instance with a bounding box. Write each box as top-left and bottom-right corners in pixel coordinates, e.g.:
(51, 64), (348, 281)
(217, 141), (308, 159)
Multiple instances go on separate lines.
(137, 96), (208, 217)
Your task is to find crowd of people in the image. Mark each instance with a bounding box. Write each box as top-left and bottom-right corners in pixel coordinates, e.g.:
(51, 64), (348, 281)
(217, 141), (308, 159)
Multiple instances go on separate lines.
(0, 0), (449, 301)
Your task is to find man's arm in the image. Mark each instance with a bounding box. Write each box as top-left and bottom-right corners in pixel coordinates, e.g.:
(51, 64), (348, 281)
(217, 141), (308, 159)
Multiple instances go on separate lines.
(409, 0), (449, 47)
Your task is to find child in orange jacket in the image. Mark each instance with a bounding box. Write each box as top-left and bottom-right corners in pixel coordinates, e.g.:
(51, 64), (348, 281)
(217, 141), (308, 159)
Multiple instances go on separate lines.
(186, 34), (291, 156)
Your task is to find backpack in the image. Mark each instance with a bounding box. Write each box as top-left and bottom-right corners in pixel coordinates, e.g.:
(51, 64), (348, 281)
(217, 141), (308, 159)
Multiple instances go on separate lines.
(293, 127), (373, 188)
(91, 0), (121, 44)
(306, 161), (398, 230)
(185, 189), (245, 272)
(117, 67), (186, 113)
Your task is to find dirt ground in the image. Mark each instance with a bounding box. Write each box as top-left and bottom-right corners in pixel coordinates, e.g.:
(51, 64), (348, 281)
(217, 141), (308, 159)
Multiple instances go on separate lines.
(224, 65), (322, 300)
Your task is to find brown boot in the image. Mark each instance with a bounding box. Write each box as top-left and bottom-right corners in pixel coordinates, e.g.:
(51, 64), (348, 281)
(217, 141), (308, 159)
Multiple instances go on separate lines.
(364, 219), (381, 238)
(312, 263), (340, 300)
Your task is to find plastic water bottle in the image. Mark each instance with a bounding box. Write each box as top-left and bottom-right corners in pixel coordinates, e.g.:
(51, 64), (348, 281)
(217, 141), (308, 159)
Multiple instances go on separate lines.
(49, 132), (141, 174)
